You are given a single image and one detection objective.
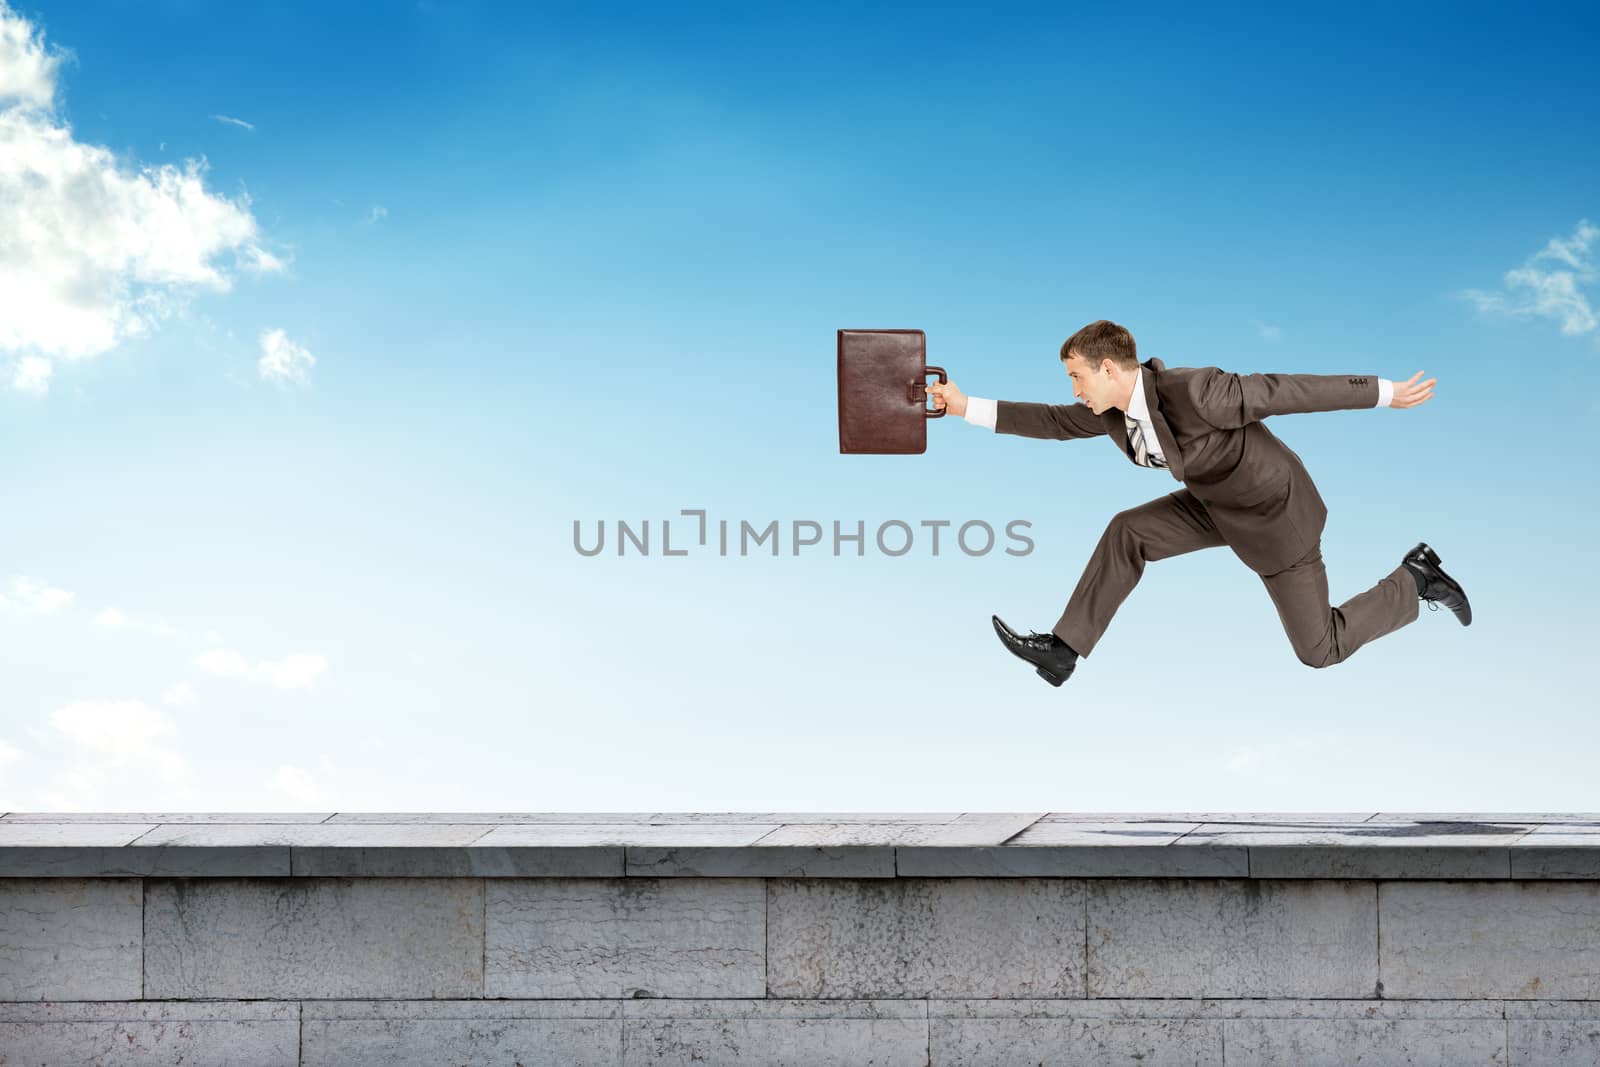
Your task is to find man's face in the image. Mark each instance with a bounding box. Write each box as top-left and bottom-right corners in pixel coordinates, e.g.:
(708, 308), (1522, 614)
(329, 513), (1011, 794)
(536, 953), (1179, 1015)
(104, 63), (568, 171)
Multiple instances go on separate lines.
(1064, 352), (1113, 413)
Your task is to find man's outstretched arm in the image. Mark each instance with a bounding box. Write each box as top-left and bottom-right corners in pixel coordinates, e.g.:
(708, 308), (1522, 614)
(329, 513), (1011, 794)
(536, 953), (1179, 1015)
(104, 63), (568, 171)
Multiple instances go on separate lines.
(1188, 367), (1433, 428)
(927, 381), (1107, 440)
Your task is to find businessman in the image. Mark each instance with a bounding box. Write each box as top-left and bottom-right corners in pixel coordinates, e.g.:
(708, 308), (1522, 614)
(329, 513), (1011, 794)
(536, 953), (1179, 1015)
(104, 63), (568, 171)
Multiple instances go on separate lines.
(927, 319), (1471, 688)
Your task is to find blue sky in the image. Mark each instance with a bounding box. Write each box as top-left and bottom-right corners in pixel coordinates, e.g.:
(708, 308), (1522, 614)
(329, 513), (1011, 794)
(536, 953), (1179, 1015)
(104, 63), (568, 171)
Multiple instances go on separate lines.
(1, 1), (1597, 813)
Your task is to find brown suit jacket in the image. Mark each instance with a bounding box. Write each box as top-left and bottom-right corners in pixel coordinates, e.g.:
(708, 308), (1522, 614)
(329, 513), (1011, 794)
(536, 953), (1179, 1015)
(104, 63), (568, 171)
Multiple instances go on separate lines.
(995, 357), (1380, 575)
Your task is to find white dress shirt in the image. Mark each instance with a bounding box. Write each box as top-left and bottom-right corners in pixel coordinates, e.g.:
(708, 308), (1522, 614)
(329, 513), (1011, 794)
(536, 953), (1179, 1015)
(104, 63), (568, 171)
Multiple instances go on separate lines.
(1122, 365), (1168, 466)
(961, 370), (1395, 447)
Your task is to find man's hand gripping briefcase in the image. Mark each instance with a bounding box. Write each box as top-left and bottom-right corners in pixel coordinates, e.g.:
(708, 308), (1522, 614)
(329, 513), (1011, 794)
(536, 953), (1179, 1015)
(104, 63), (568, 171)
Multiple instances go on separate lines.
(836, 328), (947, 454)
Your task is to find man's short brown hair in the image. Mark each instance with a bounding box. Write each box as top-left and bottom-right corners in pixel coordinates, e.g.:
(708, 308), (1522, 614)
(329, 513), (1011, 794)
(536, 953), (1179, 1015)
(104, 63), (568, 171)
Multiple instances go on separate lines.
(1060, 320), (1138, 371)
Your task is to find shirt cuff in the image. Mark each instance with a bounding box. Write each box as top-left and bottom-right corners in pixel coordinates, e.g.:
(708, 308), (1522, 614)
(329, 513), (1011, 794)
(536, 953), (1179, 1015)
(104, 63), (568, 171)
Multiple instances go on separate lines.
(963, 396), (998, 430)
(1376, 378), (1393, 407)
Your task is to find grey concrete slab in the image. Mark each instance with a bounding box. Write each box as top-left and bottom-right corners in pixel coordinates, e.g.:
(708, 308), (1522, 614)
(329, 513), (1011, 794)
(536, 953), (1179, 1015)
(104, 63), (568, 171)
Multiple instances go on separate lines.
(1249, 845), (1513, 879)
(1008, 820), (1202, 844)
(477, 823), (781, 846)
(0, 844), (289, 877)
(129, 823), (575, 879)
(301, 1001), (621, 1067)
(621, 999), (929, 1067)
(134, 823), (497, 847)
(296, 844), (626, 877)
(1039, 812), (1380, 823)
(1221, 1017), (1506, 1065)
(749, 813), (1043, 847)
(324, 811), (963, 824)
(1509, 846), (1600, 879)
(1381, 882), (1600, 999)
(0, 878), (142, 1000)
(0, 821), (273, 878)
(896, 844), (1249, 877)
(1368, 813), (1600, 823)
(0, 822), (157, 845)
(924, 812), (1045, 844)
(485, 878), (765, 998)
(767, 877), (1086, 999)
(144, 877), (485, 998)
(626, 846), (894, 877)
(650, 812), (963, 824)
(0, 812), (332, 823)
(1087, 879), (1378, 998)
(326, 812), (666, 824)
(1177, 821), (1533, 879)
(1511, 824), (1600, 878)
(1515, 825), (1600, 841)
(1175, 822), (1535, 845)
(745, 824), (946, 847)
(0, 1001), (299, 1066)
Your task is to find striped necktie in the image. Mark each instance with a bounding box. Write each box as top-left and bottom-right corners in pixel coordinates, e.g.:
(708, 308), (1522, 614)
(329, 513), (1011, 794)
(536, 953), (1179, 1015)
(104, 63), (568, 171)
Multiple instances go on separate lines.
(1125, 415), (1168, 468)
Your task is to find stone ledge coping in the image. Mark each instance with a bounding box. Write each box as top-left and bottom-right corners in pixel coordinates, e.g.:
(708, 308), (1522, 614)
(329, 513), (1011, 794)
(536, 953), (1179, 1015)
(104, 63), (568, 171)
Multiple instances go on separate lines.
(2, 812), (1597, 878)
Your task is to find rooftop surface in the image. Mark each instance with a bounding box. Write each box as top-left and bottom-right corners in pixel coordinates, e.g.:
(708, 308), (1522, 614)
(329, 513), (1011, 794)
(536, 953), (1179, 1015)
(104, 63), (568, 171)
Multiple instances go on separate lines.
(2, 812), (1597, 878)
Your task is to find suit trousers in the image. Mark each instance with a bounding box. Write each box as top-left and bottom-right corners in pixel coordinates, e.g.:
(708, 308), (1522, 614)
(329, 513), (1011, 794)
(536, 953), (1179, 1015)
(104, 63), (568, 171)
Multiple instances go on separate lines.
(1051, 489), (1421, 665)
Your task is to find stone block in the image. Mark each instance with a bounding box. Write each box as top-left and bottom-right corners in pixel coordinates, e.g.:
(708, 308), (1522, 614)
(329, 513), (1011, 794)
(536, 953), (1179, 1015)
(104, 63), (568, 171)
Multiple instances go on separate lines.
(1087, 878), (1377, 997)
(0, 878), (142, 1000)
(0, 1001), (298, 1066)
(1381, 881), (1600, 998)
(143, 877), (484, 998)
(301, 1000), (621, 1066)
(1220, 1017), (1506, 1064)
(767, 877), (1085, 998)
(621, 999), (928, 1066)
(485, 878), (764, 998)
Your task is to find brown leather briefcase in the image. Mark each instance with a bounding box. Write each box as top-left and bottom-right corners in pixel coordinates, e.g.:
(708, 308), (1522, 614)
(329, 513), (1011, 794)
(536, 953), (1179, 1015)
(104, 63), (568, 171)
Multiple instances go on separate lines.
(836, 329), (947, 454)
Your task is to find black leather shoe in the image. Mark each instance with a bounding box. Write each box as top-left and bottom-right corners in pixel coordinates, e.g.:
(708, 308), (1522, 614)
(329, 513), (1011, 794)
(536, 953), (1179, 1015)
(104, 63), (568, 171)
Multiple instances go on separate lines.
(1401, 542), (1472, 626)
(992, 615), (1079, 687)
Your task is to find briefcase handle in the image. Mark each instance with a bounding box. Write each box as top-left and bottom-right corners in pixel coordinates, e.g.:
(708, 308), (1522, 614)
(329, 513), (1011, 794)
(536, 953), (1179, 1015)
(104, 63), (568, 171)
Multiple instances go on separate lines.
(911, 366), (948, 418)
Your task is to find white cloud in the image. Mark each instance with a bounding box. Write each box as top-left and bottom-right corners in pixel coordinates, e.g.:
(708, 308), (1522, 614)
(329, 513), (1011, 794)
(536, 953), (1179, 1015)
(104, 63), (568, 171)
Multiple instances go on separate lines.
(1252, 320), (1282, 341)
(0, 574), (74, 614)
(195, 647), (327, 689)
(0, 1), (283, 392)
(161, 681), (196, 706)
(268, 754), (339, 806)
(12, 353), (49, 392)
(94, 605), (180, 639)
(0, 737), (22, 767)
(40, 698), (194, 808)
(258, 327), (315, 386)
(243, 246), (285, 273)
(212, 113), (254, 130)
(367, 204), (387, 224)
(1462, 218), (1599, 341)
(0, 2), (64, 111)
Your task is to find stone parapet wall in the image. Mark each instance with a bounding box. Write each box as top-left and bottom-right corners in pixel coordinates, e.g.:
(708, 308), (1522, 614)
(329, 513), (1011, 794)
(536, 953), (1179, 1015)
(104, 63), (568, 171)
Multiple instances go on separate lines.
(3, 811), (1597, 1064)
